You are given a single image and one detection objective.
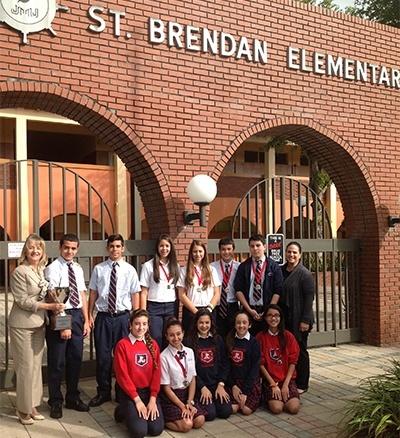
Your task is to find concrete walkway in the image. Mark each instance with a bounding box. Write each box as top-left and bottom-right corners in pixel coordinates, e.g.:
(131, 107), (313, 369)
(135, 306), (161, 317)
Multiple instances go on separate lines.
(1, 343), (399, 438)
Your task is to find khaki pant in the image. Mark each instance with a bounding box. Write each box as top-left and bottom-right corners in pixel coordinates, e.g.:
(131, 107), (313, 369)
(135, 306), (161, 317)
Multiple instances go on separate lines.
(10, 325), (45, 414)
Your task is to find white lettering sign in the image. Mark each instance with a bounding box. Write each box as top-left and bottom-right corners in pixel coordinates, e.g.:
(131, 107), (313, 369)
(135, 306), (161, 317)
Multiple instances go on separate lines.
(148, 18), (268, 64)
(287, 46), (399, 89)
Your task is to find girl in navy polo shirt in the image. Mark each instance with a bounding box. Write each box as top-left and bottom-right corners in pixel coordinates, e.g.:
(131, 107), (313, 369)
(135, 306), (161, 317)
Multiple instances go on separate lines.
(185, 309), (232, 421)
(226, 310), (262, 415)
(160, 318), (206, 432)
(113, 309), (164, 438)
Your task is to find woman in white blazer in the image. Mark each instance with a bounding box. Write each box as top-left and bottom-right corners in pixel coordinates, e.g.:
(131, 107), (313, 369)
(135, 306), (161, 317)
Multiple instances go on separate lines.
(9, 234), (65, 425)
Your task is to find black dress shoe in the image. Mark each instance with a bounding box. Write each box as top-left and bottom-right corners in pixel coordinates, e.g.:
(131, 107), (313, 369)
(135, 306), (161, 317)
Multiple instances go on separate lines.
(49, 405), (63, 419)
(88, 394), (112, 407)
(114, 405), (124, 423)
(65, 400), (90, 412)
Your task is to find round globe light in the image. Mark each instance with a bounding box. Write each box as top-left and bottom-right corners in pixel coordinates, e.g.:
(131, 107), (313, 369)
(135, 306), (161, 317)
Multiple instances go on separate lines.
(187, 175), (217, 205)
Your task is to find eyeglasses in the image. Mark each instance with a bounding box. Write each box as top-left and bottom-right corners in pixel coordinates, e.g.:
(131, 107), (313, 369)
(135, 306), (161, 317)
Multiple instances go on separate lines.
(266, 313), (280, 319)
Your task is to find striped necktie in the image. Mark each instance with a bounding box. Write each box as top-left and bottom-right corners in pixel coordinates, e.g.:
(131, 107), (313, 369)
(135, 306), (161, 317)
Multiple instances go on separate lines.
(253, 260), (262, 303)
(219, 263), (230, 319)
(67, 262), (80, 308)
(108, 262), (118, 313)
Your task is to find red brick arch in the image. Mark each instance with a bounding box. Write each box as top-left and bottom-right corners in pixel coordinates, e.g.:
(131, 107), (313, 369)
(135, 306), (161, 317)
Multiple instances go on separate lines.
(213, 116), (385, 344)
(215, 116), (381, 239)
(0, 81), (178, 235)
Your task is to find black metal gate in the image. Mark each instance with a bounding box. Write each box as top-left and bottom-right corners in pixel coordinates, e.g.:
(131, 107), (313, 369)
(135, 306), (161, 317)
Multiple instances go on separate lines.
(0, 159), (154, 389)
(229, 177), (361, 347)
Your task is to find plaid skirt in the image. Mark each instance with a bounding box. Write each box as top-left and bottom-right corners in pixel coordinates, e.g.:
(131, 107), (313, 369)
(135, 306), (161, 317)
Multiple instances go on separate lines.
(262, 379), (299, 402)
(227, 378), (262, 412)
(160, 387), (208, 422)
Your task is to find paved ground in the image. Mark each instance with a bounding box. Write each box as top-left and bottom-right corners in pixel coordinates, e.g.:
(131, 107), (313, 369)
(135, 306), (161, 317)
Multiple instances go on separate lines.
(1, 343), (399, 438)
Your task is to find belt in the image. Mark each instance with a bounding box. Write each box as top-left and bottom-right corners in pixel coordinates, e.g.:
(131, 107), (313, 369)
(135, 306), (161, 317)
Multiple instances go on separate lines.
(226, 302), (239, 308)
(65, 308), (82, 314)
(98, 310), (129, 318)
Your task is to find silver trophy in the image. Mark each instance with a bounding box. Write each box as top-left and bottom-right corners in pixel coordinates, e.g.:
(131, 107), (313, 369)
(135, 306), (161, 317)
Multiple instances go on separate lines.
(48, 287), (72, 330)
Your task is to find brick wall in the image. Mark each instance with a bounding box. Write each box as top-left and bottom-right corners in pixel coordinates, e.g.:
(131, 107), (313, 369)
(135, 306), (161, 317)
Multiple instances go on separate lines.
(1, 0), (399, 345)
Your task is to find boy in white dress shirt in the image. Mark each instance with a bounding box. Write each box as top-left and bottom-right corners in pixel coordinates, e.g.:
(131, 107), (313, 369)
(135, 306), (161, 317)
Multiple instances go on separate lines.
(210, 237), (240, 338)
(88, 234), (140, 407)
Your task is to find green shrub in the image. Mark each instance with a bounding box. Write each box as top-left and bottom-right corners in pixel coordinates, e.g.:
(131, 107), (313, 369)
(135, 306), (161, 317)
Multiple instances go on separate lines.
(341, 359), (400, 437)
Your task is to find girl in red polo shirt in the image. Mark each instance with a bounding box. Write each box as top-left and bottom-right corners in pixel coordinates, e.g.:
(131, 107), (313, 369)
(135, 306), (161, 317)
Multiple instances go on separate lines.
(256, 304), (300, 414)
(113, 309), (164, 438)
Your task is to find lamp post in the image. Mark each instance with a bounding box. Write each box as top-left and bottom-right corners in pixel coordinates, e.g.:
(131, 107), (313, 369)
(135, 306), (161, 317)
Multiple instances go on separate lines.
(183, 175), (217, 227)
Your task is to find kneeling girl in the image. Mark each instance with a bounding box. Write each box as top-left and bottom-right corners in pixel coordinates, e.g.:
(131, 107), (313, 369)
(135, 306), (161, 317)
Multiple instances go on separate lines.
(113, 309), (164, 438)
(256, 304), (300, 414)
(226, 310), (262, 415)
(160, 318), (206, 432)
(185, 309), (232, 420)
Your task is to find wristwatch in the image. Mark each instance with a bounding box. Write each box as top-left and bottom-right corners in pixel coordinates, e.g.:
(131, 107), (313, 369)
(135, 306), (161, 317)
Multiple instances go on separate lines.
(187, 400), (195, 406)
(218, 382), (225, 387)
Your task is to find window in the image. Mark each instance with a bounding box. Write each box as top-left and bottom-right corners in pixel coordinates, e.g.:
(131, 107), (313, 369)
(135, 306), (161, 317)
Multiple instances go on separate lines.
(244, 150), (265, 163)
(300, 154), (309, 166)
(275, 153), (288, 165)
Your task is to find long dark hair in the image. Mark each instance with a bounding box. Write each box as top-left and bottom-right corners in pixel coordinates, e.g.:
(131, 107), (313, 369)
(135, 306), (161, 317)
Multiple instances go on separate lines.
(186, 309), (219, 360)
(152, 233), (180, 284)
(130, 309), (158, 368)
(226, 310), (251, 354)
(263, 304), (287, 354)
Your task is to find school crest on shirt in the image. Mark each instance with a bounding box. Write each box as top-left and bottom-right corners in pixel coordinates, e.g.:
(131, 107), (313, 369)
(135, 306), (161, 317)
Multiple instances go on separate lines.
(200, 348), (214, 366)
(231, 348), (244, 364)
(135, 353), (148, 367)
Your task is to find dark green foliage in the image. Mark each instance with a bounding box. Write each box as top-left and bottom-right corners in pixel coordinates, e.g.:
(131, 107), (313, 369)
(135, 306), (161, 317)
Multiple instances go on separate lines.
(348, 0), (400, 28)
(298, 0), (400, 28)
(341, 359), (400, 437)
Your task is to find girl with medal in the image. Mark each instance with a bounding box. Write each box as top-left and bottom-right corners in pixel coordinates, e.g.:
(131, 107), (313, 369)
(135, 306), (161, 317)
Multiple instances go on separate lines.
(185, 309), (232, 421)
(256, 304), (300, 414)
(160, 318), (207, 432)
(113, 309), (164, 438)
(225, 310), (262, 415)
(177, 240), (221, 333)
(140, 234), (180, 349)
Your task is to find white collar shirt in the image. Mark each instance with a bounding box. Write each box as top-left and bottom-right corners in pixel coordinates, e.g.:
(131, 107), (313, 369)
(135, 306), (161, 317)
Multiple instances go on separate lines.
(210, 259), (240, 303)
(160, 344), (196, 389)
(139, 258), (177, 303)
(88, 258), (140, 312)
(235, 331), (251, 341)
(176, 265), (221, 307)
(45, 256), (86, 309)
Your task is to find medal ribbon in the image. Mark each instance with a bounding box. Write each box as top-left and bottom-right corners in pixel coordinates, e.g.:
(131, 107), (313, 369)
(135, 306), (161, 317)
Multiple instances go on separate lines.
(219, 260), (233, 285)
(251, 259), (267, 284)
(174, 351), (188, 379)
(194, 267), (204, 287)
(160, 263), (170, 282)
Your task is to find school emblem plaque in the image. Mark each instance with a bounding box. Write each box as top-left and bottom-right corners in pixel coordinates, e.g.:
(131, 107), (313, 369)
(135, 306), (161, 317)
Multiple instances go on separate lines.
(0, 0), (68, 44)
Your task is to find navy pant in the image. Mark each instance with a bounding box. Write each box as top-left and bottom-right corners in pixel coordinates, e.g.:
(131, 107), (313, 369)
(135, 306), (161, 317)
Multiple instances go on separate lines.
(196, 384), (232, 421)
(94, 312), (130, 397)
(147, 300), (177, 350)
(120, 388), (164, 438)
(46, 309), (84, 406)
(216, 302), (239, 339)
